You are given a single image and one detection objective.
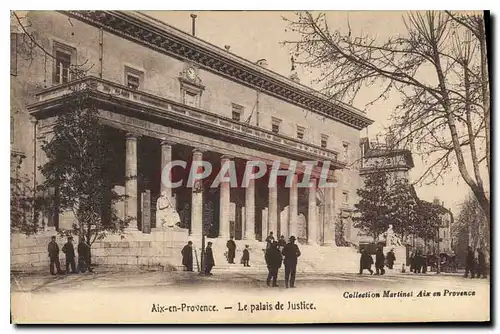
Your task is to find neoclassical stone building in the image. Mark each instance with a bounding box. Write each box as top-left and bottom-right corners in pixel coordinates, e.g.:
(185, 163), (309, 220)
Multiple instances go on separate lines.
(11, 11), (373, 250)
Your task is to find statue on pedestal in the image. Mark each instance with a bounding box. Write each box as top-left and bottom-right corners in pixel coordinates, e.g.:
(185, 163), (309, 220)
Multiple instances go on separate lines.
(156, 191), (181, 229)
(384, 224), (402, 247)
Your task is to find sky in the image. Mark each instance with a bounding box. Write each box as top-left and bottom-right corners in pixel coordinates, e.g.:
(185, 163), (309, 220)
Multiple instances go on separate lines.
(141, 10), (483, 215)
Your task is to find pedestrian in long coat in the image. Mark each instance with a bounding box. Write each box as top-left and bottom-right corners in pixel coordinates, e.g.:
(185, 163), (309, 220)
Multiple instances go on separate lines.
(282, 236), (301, 288)
(386, 249), (396, 270)
(241, 245), (250, 267)
(375, 246), (385, 275)
(475, 248), (486, 279)
(62, 237), (77, 274)
(204, 242), (215, 275)
(265, 241), (282, 287)
(47, 236), (63, 275)
(226, 236), (236, 264)
(77, 239), (91, 273)
(181, 241), (193, 272)
(359, 248), (374, 275)
(464, 246), (475, 278)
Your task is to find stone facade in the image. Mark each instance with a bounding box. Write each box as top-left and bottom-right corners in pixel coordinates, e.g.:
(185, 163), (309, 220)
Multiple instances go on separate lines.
(11, 11), (372, 269)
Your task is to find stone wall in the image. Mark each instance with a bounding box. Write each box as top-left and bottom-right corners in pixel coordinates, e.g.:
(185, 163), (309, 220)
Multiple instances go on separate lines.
(11, 228), (190, 272)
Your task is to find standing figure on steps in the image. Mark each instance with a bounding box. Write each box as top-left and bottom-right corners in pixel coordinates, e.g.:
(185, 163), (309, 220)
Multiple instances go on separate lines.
(241, 245), (250, 267)
(204, 242), (215, 276)
(282, 236), (301, 288)
(226, 236), (236, 264)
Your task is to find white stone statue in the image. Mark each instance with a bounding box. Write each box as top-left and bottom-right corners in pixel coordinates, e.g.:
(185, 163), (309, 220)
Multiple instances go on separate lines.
(385, 224), (402, 247)
(156, 191), (181, 229)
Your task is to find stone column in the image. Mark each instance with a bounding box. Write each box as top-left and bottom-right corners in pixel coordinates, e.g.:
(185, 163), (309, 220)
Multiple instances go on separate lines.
(308, 178), (318, 245)
(190, 149), (203, 237)
(160, 139), (173, 195)
(261, 208), (268, 242)
(322, 182), (336, 246)
(219, 155), (231, 239)
(244, 166), (255, 240)
(289, 174), (298, 238)
(268, 183), (278, 237)
(125, 133), (139, 231)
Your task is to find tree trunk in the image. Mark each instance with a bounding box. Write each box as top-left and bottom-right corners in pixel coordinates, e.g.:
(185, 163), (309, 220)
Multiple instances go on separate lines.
(479, 18), (491, 177)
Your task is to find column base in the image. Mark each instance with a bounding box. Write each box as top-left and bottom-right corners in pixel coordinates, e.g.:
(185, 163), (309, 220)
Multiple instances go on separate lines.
(322, 242), (337, 247)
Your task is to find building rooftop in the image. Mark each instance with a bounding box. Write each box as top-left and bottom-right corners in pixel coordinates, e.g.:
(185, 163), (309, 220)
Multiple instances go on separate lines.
(62, 10), (374, 131)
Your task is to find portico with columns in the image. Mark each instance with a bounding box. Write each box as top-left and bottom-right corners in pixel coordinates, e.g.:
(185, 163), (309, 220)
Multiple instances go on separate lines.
(30, 78), (352, 247)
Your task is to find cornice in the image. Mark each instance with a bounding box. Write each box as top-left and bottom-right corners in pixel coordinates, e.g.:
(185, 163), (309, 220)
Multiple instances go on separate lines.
(61, 10), (373, 131)
(27, 76), (346, 169)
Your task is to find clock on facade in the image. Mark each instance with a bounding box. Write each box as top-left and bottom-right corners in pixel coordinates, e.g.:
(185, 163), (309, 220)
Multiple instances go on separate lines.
(187, 67), (196, 80)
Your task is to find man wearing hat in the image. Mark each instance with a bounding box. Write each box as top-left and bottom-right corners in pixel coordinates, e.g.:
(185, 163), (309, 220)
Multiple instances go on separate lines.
(281, 236), (301, 288)
(47, 236), (63, 275)
(181, 241), (194, 272)
(204, 241), (215, 275)
(62, 236), (77, 274)
(241, 245), (250, 267)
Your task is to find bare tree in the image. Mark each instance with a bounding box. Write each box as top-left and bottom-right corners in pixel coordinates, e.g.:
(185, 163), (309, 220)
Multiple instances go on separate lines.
(282, 11), (490, 222)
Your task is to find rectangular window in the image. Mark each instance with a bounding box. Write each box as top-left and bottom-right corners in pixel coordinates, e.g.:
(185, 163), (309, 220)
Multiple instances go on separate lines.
(53, 41), (76, 85)
(55, 50), (71, 84)
(126, 74), (140, 90)
(272, 117), (281, 134)
(321, 134), (329, 149)
(296, 125), (305, 140)
(342, 191), (349, 204)
(184, 91), (198, 107)
(343, 142), (349, 161)
(232, 104), (243, 122)
(124, 66), (144, 90)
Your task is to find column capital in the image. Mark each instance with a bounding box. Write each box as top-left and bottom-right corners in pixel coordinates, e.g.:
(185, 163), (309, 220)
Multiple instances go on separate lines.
(192, 148), (204, 155)
(220, 154), (233, 161)
(125, 132), (140, 140)
(30, 117), (38, 125)
(161, 139), (176, 147)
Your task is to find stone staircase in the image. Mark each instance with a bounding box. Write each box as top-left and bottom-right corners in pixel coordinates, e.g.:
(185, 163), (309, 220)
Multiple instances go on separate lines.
(191, 239), (361, 274)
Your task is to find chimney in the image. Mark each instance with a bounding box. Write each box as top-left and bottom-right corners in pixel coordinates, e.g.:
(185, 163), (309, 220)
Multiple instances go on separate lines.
(256, 59), (268, 68)
(190, 14), (197, 36)
(224, 45), (231, 52)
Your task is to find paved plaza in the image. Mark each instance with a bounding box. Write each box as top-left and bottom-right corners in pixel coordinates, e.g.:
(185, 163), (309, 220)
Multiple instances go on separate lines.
(11, 267), (490, 323)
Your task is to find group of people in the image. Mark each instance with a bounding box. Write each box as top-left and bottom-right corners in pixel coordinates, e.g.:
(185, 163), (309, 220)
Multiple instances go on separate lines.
(47, 236), (92, 275)
(180, 240), (216, 275)
(465, 246), (487, 279)
(179, 232), (302, 288)
(225, 236), (251, 267)
(359, 246), (393, 275)
(264, 233), (301, 288)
